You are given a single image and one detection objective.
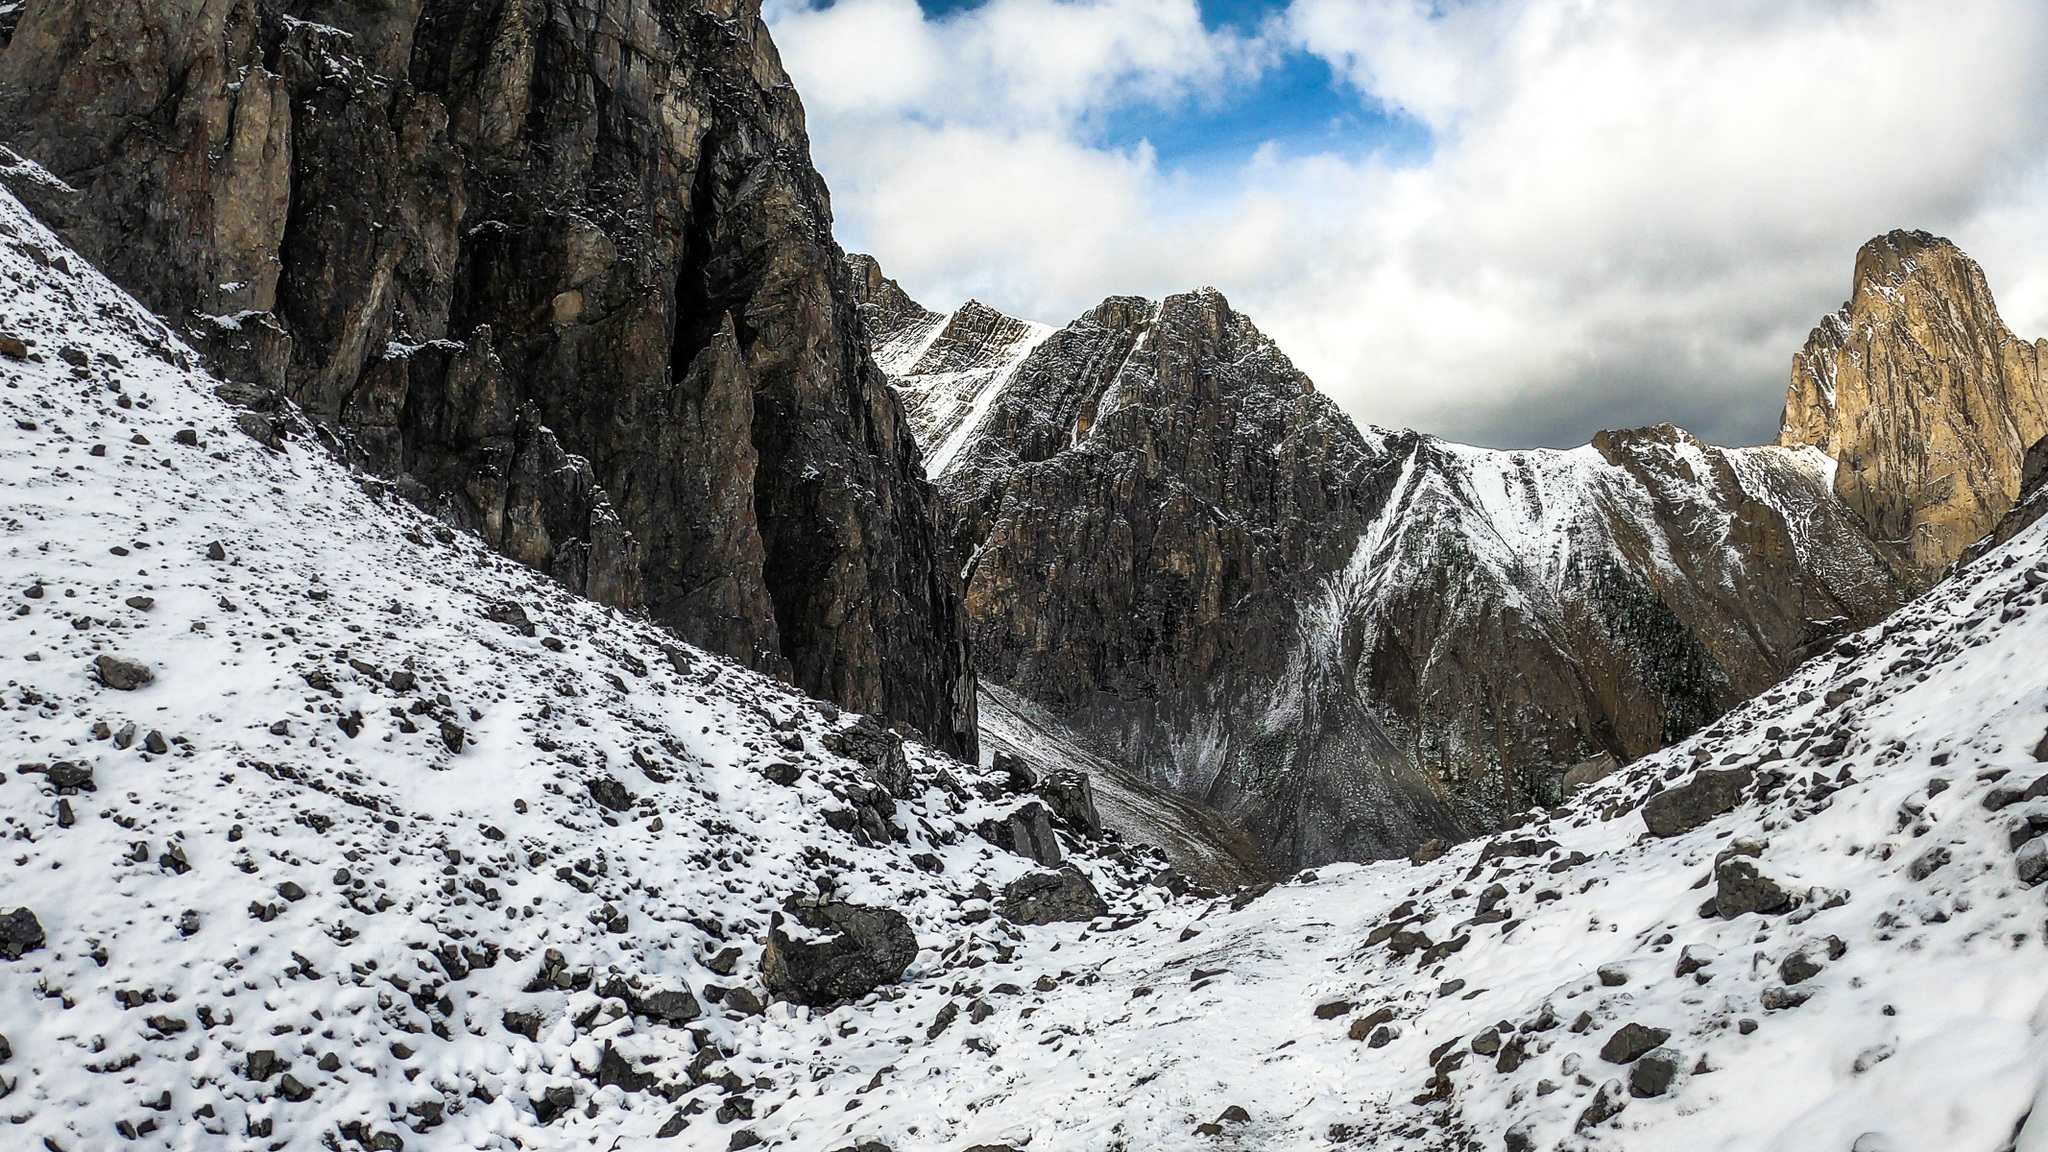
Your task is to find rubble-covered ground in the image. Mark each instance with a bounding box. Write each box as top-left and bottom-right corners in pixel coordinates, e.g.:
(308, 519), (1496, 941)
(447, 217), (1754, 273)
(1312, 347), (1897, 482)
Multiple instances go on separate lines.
(3, 185), (2047, 1152)
(0, 187), (1163, 1152)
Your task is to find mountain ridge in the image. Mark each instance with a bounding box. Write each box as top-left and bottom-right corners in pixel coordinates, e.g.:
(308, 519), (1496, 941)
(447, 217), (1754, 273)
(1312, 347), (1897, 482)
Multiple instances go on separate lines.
(853, 256), (1950, 867)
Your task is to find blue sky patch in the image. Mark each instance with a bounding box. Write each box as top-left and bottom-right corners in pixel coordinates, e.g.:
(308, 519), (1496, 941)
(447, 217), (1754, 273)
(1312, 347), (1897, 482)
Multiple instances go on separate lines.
(1086, 49), (1431, 177)
(913, 0), (1431, 176)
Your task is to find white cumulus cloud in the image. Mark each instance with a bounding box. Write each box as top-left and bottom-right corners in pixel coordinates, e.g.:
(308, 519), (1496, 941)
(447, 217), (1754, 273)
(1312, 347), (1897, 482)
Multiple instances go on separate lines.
(768, 0), (2048, 447)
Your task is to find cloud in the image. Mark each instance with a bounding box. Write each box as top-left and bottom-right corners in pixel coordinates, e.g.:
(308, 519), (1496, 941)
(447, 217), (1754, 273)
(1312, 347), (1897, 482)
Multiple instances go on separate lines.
(767, 0), (2048, 448)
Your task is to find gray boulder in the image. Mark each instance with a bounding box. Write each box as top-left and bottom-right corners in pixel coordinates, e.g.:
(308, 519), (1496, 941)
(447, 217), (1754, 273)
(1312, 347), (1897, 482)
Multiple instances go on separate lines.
(1779, 950), (1823, 985)
(978, 801), (1063, 866)
(587, 776), (634, 812)
(1715, 858), (1791, 918)
(824, 718), (912, 799)
(633, 987), (703, 1025)
(1036, 768), (1102, 839)
(994, 751), (1037, 792)
(94, 654), (155, 690)
(1629, 1046), (1682, 1097)
(1575, 1079), (1628, 1131)
(997, 865), (1107, 925)
(2018, 837), (2048, 886)
(1599, 1022), (1670, 1063)
(763, 899), (917, 1006)
(0, 907), (44, 959)
(1641, 767), (1752, 837)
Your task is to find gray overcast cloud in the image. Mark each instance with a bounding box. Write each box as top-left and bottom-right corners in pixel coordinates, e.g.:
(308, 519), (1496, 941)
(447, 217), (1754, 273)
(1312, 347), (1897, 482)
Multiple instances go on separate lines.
(766, 0), (2048, 449)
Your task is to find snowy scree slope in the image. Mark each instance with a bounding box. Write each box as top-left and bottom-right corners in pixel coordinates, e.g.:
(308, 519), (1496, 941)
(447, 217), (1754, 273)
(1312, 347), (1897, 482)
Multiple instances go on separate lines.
(0, 188), (1170, 1152)
(6, 186), (2048, 1152)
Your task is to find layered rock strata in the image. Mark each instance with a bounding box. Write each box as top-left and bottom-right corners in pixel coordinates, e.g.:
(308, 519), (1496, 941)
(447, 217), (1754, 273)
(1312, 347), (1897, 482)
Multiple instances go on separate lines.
(1779, 229), (2048, 586)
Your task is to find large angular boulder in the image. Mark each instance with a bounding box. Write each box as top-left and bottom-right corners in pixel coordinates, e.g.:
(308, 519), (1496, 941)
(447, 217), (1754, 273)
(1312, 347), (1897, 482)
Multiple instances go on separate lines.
(1036, 768), (1102, 839)
(0, 907), (46, 959)
(762, 899), (918, 1006)
(1642, 767), (1752, 837)
(1714, 858), (1791, 918)
(997, 866), (1108, 925)
(93, 653), (155, 690)
(978, 801), (1063, 866)
(824, 718), (912, 799)
(1599, 1022), (1670, 1064)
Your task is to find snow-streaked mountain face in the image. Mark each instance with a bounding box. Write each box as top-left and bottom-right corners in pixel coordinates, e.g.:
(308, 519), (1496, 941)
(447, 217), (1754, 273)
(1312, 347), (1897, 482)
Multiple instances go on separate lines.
(848, 255), (1054, 481)
(0, 188), (1170, 1152)
(859, 260), (1914, 867)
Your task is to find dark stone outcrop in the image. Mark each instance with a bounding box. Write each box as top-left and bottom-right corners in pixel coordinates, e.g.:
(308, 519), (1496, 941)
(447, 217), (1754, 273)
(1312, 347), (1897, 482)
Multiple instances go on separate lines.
(1598, 1023), (1670, 1064)
(997, 866), (1107, 925)
(762, 899), (917, 1006)
(598, 977), (700, 1025)
(1035, 768), (1102, 839)
(1641, 767), (1753, 838)
(1714, 858), (1791, 918)
(1628, 1047), (1681, 1098)
(823, 718), (913, 799)
(94, 654), (155, 691)
(0, 0), (973, 756)
(0, 907), (44, 959)
(976, 801), (1062, 866)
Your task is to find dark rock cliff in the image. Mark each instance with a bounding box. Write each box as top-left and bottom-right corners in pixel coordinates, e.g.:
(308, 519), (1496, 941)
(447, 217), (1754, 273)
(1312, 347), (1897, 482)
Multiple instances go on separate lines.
(0, 0), (974, 754)
(935, 290), (1470, 865)
(867, 269), (1913, 866)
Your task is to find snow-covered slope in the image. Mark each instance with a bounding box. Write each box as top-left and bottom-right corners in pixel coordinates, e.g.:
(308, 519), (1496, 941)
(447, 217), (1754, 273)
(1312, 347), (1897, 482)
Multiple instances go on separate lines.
(715, 442), (2048, 1152)
(6, 167), (2048, 1152)
(0, 191), (1166, 1151)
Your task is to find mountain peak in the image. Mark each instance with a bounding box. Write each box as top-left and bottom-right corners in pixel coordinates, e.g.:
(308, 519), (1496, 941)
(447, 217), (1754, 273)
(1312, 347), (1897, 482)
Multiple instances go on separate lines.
(1779, 231), (2048, 585)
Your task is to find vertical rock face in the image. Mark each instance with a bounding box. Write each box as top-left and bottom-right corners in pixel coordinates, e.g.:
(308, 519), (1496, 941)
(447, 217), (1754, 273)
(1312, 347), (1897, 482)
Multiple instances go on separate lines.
(1779, 229), (2048, 586)
(868, 266), (1909, 866)
(0, 0), (973, 754)
(939, 288), (1470, 865)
